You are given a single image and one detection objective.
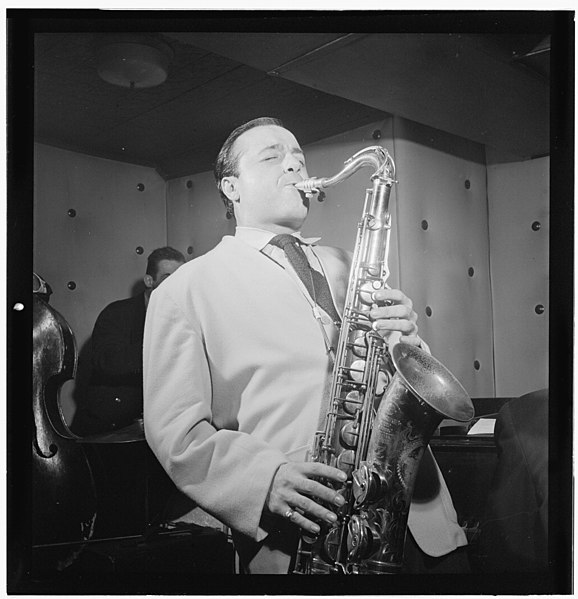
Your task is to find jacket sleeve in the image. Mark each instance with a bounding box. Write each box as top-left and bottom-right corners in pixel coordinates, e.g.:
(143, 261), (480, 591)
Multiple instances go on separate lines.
(91, 302), (143, 378)
(143, 286), (288, 541)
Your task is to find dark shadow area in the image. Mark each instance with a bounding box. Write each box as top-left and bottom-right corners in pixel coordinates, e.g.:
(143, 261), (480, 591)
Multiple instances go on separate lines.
(130, 278), (146, 298)
(71, 337), (93, 430)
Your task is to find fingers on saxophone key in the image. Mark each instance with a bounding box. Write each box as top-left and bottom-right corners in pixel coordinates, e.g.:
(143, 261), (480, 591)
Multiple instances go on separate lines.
(290, 503), (339, 534)
(369, 303), (414, 321)
(283, 463), (346, 532)
(372, 287), (410, 305)
(284, 506), (319, 534)
(292, 480), (345, 529)
(304, 461), (347, 483)
(372, 319), (418, 336)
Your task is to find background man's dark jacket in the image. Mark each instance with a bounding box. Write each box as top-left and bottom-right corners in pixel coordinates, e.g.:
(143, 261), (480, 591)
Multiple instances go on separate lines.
(73, 293), (146, 435)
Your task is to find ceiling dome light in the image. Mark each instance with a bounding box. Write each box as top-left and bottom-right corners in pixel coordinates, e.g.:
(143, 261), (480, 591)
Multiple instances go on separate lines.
(97, 35), (174, 89)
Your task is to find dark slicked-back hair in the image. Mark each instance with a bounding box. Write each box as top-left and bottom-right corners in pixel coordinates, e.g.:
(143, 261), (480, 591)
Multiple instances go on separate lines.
(146, 246), (186, 277)
(213, 117), (284, 208)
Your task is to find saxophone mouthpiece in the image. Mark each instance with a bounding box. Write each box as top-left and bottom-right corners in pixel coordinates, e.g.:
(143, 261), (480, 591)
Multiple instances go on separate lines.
(294, 177), (326, 193)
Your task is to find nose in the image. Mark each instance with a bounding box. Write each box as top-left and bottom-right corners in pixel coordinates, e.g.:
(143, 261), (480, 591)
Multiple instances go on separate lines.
(283, 152), (303, 173)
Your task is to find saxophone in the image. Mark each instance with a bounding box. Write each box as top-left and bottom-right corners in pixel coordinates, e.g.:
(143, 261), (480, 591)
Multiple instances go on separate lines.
(292, 147), (474, 574)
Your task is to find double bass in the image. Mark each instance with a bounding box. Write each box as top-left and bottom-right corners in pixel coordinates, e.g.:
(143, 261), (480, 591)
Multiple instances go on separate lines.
(31, 273), (97, 572)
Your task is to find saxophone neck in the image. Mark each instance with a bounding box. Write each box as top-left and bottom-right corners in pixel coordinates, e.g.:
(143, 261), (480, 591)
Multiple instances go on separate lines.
(343, 146), (395, 186)
(295, 146), (396, 193)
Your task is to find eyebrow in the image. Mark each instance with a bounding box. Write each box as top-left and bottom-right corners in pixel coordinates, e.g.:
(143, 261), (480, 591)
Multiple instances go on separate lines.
(258, 143), (304, 157)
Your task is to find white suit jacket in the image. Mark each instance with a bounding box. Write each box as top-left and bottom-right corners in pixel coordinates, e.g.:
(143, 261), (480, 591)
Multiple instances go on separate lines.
(143, 228), (466, 560)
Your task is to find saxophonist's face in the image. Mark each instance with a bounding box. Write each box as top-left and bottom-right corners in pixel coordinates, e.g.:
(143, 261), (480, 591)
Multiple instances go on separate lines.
(220, 125), (310, 234)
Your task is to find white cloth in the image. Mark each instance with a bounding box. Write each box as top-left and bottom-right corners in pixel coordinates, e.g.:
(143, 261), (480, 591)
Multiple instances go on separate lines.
(408, 447), (467, 557)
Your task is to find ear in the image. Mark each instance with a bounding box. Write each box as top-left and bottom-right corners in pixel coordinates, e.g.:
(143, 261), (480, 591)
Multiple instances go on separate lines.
(143, 274), (154, 289)
(220, 176), (240, 202)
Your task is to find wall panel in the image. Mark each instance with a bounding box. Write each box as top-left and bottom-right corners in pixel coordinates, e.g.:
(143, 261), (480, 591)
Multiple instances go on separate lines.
(34, 143), (167, 422)
(391, 117), (495, 397)
(487, 157), (549, 397)
(166, 172), (235, 259)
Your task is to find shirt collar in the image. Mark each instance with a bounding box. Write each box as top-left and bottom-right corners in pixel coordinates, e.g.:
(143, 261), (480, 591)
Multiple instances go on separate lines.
(235, 226), (321, 251)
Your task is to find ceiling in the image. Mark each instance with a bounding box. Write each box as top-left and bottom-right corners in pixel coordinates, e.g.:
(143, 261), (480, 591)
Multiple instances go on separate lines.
(33, 24), (552, 180)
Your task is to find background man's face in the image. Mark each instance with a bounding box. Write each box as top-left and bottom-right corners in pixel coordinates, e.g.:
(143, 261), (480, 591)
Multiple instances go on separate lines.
(151, 259), (184, 290)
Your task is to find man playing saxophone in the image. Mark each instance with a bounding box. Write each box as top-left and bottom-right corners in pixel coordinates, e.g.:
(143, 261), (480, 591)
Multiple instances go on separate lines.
(143, 117), (467, 574)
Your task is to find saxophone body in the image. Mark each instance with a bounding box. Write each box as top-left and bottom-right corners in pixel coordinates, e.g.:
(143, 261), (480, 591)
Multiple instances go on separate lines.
(292, 147), (474, 574)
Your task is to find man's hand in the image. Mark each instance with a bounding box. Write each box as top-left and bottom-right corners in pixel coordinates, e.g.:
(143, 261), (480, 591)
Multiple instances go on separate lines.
(266, 462), (347, 535)
(369, 287), (422, 348)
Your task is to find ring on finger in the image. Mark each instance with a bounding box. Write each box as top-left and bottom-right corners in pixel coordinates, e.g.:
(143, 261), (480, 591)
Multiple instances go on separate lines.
(284, 508), (295, 520)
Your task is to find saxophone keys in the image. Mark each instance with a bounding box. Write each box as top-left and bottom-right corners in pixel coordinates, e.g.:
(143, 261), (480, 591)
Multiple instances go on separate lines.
(342, 390), (362, 415)
(352, 465), (370, 506)
(301, 530), (320, 545)
(358, 280), (383, 305)
(350, 335), (368, 358)
(352, 463), (384, 507)
(349, 359), (365, 383)
(336, 448), (356, 469)
(366, 215), (383, 231)
(375, 370), (390, 396)
(347, 515), (380, 561)
(321, 525), (343, 564)
(336, 449), (356, 479)
(339, 421), (359, 450)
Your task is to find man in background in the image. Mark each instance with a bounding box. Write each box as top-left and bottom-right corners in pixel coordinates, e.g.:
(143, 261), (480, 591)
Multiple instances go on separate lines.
(73, 246), (185, 436)
(478, 389), (548, 572)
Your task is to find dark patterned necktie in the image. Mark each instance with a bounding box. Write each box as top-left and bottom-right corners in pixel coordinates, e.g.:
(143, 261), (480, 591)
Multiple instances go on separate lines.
(269, 234), (341, 323)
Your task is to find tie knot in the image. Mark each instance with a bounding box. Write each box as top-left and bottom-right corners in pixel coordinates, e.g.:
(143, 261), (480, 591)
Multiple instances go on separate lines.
(269, 234), (300, 249)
